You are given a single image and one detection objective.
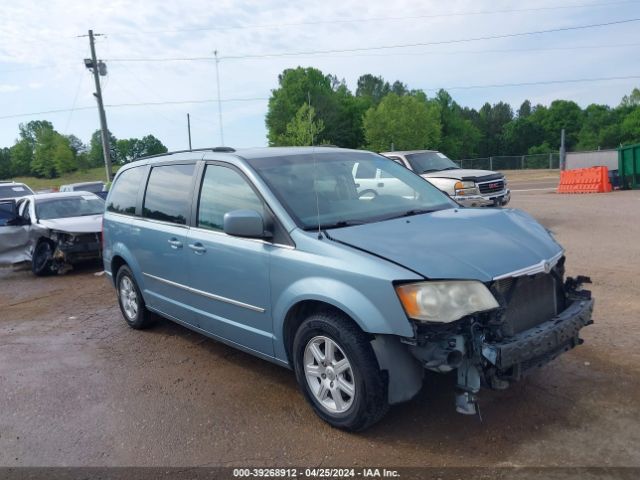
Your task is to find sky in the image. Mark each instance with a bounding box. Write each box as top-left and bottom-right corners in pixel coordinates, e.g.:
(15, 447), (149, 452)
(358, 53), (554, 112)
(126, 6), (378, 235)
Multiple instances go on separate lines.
(1, 0), (639, 152)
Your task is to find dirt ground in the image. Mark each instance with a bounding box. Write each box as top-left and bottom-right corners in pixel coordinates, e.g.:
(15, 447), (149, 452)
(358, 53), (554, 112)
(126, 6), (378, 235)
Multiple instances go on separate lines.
(0, 189), (639, 468)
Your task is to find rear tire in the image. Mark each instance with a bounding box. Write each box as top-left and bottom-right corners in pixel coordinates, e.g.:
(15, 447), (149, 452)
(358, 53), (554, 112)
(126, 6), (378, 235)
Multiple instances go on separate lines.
(115, 265), (154, 329)
(32, 240), (55, 276)
(292, 310), (388, 431)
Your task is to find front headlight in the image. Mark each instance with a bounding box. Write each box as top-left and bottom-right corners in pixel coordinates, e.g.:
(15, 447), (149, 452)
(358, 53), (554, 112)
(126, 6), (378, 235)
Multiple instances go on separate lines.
(453, 181), (478, 196)
(395, 281), (499, 323)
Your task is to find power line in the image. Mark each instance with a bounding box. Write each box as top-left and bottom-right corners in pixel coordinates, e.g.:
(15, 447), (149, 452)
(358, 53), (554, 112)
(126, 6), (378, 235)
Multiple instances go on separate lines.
(2, 74), (639, 121)
(422, 74), (640, 91)
(105, 17), (640, 63)
(0, 97), (269, 120)
(6, 42), (636, 76)
(0, 106), (95, 120)
(109, 0), (639, 35)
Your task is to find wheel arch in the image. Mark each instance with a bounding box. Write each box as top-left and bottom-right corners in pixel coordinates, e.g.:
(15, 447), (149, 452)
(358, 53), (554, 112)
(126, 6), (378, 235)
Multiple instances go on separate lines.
(281, 299), (364, 367)
(107, 243), (146, 298)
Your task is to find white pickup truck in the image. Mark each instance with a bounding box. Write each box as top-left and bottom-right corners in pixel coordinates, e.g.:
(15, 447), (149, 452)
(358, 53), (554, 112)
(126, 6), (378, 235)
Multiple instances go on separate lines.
(380, 150), (510, 207)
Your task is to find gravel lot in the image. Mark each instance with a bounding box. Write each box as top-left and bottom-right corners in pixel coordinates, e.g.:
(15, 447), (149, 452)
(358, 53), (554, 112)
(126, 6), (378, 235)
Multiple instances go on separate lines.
(1, 188), (639, 468)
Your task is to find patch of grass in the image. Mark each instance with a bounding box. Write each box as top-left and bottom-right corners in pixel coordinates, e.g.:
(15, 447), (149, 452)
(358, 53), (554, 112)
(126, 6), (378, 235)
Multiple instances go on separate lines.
(5, 167), (116, 191)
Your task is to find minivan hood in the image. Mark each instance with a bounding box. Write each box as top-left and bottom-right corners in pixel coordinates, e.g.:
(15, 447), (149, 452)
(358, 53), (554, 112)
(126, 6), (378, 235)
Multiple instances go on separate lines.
(326, 208), (562, 282)
(423, 169), (500, 180)
(38, 214), (102, 234)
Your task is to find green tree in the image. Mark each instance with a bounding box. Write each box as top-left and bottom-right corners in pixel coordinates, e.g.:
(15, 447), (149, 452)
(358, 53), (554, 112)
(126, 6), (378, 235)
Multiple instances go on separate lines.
(390, 80), (408, 96)
(575, 104), (622, 150)
(139, 134), (168, 157)
(116, 135), (168, 163)
(88, 130), (119, 167)
(502, 117), (546, 155)
(363, 93), (441, 152)
(52, 135), (76, 174)
(621, 109), (640, 144)
(518, 100), (532, 118)
(267, 67), (365, 148)
(355, 74), (390, 107)
(277, 104), (325, 146)
(620, 87), (640, 107)
(66, 134), (85, 155)
(434, 90), (481, 159)
(9, 139), (33, 176)
(30, 126), (58, 178)
(536, 100), (583, 150)
(476, 101), (513, 156)
(0, 147), (11, 179)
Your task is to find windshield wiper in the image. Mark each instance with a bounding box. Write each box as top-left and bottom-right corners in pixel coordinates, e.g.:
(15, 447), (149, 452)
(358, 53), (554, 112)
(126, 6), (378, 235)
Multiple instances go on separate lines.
(383, 208), (438, 221)
(439, 166), (459, 170)
(308, 219), (366, 230)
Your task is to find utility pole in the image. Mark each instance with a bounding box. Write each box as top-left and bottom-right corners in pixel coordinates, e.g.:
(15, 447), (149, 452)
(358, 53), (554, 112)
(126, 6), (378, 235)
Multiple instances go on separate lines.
(214, 50), (224, 145)
(187, 113), (192, 150)
(559, 129), (566, 171)
(83, 30), (112, 181)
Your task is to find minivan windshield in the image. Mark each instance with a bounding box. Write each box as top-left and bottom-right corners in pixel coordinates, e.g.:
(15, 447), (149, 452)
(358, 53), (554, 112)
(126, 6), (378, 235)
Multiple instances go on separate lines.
(247, 151), (456, 230)
(405, 152), (459, 174)
(36, 195), (105, 220)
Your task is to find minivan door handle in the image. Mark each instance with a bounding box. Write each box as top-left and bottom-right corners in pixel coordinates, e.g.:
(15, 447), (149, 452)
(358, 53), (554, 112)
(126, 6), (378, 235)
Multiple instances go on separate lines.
(167, 238), (183, 249)
(188, 242), (207, 254)
(377, 182), (384, 187)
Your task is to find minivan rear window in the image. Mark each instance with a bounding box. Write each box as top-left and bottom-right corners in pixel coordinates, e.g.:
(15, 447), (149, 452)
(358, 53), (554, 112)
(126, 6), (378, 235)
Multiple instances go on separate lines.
(107, 167), (145, 215)
(143, 164), (195, 225)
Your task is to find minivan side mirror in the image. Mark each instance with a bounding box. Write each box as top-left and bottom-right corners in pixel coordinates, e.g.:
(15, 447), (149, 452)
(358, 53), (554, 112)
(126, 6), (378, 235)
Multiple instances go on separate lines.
(0, 199), (19, 227)
(223, 209), (270, 238)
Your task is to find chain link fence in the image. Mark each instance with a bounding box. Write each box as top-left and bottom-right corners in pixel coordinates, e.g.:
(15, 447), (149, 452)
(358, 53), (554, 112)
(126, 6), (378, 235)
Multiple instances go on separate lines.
(457, 153), (560, 170)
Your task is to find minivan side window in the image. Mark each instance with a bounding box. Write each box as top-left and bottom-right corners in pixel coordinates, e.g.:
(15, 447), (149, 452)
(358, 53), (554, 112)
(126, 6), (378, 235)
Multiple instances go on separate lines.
(197, 165), (263, 231)
(143, 164), (195, 225)
(107, 167), (145, 215)
(354, 162), (377, 179)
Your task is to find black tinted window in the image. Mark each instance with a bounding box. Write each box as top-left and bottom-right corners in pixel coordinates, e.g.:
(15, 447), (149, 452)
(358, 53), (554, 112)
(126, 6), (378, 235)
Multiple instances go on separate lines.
(107, 167), (144, 215)
(0, 184), (31, 199)
(198, 165), (263, 231)
(143, 164), (195, 225)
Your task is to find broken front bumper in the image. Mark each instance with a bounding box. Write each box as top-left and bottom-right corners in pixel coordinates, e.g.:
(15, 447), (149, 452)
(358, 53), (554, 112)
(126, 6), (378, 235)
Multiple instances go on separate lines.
(481, 297), (594, 371)
(54, 239), (102, 264)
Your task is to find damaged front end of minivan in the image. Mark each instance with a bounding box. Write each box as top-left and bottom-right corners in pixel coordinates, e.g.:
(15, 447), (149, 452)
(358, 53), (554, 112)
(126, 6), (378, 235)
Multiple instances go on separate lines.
(398, 257), (593, 415)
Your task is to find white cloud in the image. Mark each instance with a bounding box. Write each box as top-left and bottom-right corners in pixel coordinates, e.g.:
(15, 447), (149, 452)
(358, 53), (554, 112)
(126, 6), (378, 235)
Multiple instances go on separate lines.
(1, 0), (639, 149)
(0, 84), (20, 93)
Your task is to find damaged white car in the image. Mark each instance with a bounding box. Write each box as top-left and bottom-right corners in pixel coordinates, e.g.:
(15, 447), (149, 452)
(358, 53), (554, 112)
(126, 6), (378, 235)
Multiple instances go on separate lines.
(0, 192), (104, 275)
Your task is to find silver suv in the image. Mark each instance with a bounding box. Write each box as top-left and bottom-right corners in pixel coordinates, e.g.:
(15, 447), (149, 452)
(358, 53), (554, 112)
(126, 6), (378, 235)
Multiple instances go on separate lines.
(381, 150), (510, 207)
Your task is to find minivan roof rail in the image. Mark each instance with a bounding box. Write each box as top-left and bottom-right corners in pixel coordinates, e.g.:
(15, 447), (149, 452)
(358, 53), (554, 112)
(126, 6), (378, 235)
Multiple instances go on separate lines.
(140, 146), (236, 160)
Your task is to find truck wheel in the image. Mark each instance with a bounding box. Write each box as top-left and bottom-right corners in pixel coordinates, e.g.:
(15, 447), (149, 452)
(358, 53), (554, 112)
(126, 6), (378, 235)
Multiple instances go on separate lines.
(292, 310), (388, 431)
(32, 240), (55, 276)
(115, 265), (154, 329)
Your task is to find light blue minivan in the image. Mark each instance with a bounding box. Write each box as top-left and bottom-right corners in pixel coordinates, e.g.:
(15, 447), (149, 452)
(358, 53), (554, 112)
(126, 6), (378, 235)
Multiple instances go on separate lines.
(103, 147), (593, 431)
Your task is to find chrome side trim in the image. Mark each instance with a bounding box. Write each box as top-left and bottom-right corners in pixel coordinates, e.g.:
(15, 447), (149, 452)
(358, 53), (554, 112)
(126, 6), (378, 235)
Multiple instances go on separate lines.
(189, 225), (295, 250)
(142, 272), (266, 313)
(493, 250), (564, 281)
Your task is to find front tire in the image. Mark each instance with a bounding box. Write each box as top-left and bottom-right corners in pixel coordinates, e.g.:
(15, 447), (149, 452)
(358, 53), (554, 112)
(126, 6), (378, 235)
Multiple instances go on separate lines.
(292, 310), (388, 431)
(32, 240), (55, 276)
(115, 265), (154, 329)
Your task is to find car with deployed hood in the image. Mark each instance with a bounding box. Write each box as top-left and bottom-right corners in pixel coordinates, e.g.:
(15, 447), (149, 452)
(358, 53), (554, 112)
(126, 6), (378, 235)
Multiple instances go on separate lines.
(381, 150), (511, 207)
(0, 191), (104, 275)
(102, 146), (592, 431)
